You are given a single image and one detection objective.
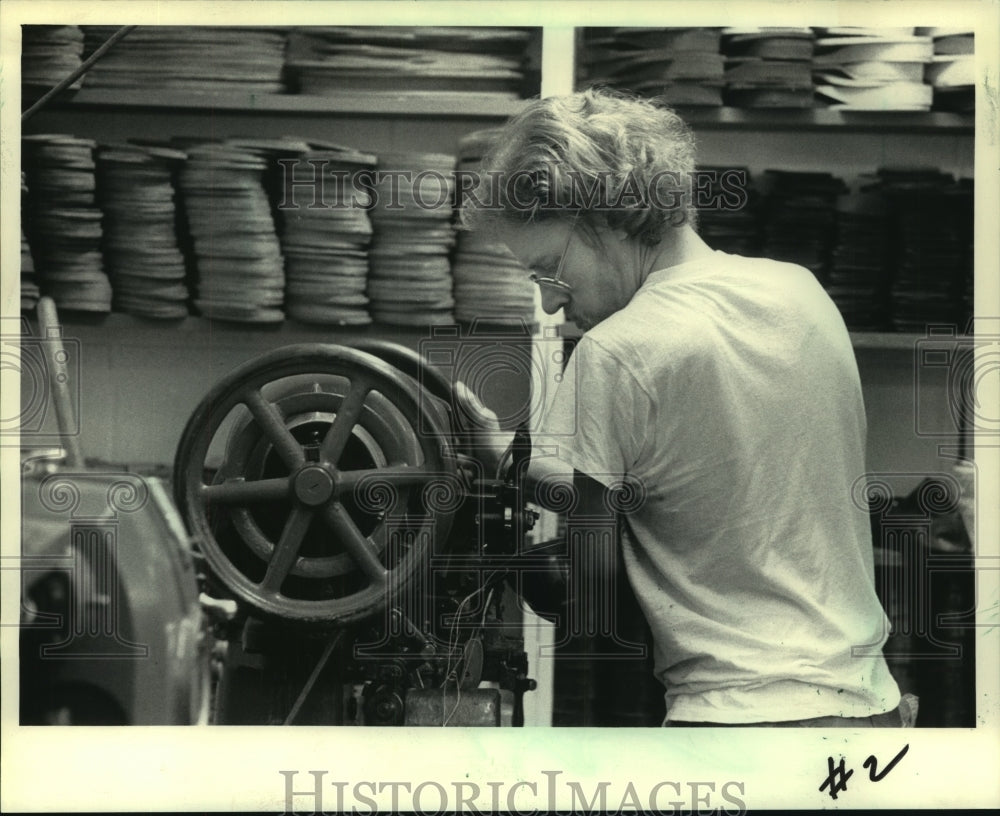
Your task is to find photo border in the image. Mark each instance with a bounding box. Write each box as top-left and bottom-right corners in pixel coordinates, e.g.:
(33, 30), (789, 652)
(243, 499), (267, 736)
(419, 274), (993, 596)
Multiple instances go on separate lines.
(2, 0), (998, 812)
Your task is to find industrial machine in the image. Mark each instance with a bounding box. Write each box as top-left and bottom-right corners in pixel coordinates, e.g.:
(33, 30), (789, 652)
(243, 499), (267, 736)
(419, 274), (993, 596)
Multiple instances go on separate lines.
(19, 310), (553, 726)
(173, 340), (548, 725)
(17, 29), (550, 727)
(19, 455), (210, 725)
(18, 301), (210, 725)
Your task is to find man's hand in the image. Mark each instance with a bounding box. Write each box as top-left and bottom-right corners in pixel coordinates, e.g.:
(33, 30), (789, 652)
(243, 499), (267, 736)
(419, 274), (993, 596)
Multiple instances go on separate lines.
(454, 381), (513, 477)
(453, 383), (579, 511)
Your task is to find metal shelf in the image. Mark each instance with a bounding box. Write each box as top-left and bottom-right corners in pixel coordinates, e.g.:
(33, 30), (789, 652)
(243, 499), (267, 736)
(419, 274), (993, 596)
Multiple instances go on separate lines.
(43, 88), (528, 119)
(41, 312), (537, 345)
(41, 91), (974, 133)
(675, 107), (974, 135)
(556, 322), (971, 349)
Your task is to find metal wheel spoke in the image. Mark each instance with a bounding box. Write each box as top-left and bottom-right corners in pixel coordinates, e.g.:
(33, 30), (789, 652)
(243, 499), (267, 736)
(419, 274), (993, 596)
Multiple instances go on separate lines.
(338, 464), (433, 494)
(243, 388), (305, 469)
(323, 502), (388, 584)
(202, 477), (290, 506)
(261, 506), (314, 592)
(175, 345), (458, 625)
(319, 381), (370, 465)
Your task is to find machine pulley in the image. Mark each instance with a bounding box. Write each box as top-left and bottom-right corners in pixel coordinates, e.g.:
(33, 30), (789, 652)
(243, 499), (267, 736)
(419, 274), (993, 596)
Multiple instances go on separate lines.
(173, 343), (460, 625)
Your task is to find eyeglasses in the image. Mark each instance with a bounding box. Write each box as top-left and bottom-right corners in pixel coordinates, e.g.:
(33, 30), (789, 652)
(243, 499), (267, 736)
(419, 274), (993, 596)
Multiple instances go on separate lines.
(528, 221), (575, 295)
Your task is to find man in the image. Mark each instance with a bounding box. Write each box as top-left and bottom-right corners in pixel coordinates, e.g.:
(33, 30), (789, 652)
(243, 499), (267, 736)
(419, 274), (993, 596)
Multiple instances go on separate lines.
(458, 88), (912, 727)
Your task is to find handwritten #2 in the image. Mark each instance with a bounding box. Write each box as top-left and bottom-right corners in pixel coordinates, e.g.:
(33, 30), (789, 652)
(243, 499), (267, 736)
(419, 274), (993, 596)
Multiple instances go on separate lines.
(819, 744), (910, 800)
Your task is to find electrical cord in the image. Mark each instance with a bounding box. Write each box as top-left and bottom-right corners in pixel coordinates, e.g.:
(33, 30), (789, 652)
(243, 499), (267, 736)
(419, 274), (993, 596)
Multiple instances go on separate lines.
(441, 573), (504, 726)
(443, 587), (494, 727)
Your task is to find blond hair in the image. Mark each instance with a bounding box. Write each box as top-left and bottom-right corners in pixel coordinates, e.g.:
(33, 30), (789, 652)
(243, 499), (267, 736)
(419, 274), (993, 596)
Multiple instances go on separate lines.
(461, 88), (697, 246)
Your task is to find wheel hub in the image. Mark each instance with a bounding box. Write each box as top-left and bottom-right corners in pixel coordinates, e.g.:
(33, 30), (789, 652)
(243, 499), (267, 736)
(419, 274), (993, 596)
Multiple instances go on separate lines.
(292, 464), (336, 506)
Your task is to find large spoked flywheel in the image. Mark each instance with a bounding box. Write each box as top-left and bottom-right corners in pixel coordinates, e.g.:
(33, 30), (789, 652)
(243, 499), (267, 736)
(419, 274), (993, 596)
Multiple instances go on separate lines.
(173, 344), (460, 625)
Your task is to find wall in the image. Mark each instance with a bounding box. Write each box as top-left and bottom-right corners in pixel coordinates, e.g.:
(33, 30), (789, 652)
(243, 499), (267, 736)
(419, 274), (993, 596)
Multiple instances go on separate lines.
(21, 315), (533, 467)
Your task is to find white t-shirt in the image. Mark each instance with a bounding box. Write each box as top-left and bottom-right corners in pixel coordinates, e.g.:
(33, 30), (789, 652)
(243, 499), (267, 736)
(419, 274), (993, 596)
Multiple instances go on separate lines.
(538, 249), (901, 723)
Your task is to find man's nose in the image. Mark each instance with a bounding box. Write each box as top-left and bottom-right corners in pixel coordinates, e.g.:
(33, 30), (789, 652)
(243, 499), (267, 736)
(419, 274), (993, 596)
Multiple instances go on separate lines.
(540, 287), (569, 315)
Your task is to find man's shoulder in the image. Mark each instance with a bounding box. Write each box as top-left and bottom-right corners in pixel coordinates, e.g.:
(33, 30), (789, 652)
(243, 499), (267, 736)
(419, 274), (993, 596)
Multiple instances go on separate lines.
(587, 283), (714, 359)
(579, 306), (695, 392)
(584, 307), (665, 358)
(586, 251), (826, 365)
